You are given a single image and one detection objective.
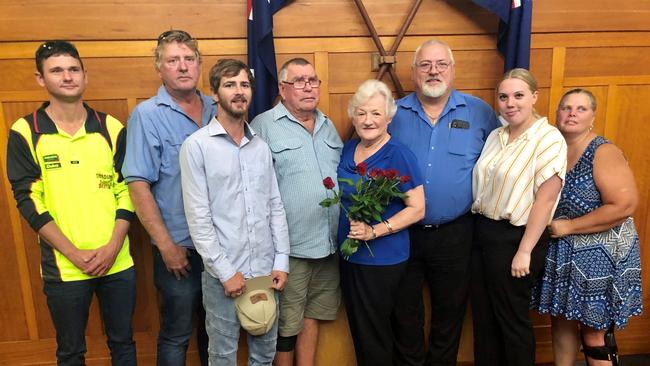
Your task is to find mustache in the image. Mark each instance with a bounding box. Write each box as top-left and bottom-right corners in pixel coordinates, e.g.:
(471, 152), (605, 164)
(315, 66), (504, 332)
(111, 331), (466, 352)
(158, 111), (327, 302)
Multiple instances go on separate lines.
(231, 95), (248, 102)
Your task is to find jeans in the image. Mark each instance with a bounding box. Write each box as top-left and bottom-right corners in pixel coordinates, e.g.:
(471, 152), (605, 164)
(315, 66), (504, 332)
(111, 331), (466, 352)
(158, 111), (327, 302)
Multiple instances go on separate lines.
(43, 267), (137, 366)
(202, 272), (279, 366)
(153, 246), (208, 366)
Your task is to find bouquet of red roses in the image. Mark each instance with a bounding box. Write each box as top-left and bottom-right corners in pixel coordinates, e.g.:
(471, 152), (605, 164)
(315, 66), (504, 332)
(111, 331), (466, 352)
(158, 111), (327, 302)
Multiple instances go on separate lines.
(320, 162), (411, 258)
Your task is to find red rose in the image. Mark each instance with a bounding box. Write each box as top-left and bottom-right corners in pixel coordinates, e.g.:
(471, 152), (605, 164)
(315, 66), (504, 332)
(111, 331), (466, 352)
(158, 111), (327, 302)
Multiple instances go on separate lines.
(356, 162), (368, 176)
(400, 175), (411, 184)
(368, 168), (382, 179)
(322, 177), (335, 189)
(384, 168), (398, 179)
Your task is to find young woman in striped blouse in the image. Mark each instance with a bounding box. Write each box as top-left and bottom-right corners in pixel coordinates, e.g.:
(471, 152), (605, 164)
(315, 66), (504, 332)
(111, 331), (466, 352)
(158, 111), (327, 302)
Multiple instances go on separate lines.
(470, 68), (567, 366)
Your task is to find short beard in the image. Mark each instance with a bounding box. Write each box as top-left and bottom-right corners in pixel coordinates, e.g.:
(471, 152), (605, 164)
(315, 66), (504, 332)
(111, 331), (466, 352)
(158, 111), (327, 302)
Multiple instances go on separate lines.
(421, 82), (448, 98)
(218, 98), (246, 119)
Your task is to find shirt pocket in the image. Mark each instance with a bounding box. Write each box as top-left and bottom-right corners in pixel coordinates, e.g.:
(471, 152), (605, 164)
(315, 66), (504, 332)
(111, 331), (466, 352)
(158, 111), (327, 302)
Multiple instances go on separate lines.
(322, 137), (344, 168)
(268, 138), (307, 174)
(161, 136), (186, 172)
(448, 126), (470, 156)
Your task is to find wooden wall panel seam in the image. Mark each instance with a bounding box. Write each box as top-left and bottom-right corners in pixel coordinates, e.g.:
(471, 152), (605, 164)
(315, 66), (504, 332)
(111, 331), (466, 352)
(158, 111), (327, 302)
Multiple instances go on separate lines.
(549, 47), (566, 118)
(604, 85), (620, 143)
(314, 51), (330, 115)
(564, 76), (650, 87)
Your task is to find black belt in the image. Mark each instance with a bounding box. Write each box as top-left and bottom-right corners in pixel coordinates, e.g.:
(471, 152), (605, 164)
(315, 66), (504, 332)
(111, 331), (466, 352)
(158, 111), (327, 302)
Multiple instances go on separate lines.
(414, 212), (473, 231)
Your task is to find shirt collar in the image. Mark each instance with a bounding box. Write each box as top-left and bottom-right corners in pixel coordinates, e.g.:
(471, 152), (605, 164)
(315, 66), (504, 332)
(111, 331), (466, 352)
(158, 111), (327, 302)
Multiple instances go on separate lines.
(273, 102), (328, 131)
(154, 85), (214, 118)
(498, 116), (549, 145)
(207, 116), (256, 141)
(399, 89), (466, 121)
(33, 101), (102, 135)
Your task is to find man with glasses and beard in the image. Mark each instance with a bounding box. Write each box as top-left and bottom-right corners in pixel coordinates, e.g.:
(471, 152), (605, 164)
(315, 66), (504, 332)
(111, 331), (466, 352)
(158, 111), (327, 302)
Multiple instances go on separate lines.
(387, 39), (500, 366)
(180, 58), (290, 366)
(251, 58), (343, 366)
(122, 30), (215, 365)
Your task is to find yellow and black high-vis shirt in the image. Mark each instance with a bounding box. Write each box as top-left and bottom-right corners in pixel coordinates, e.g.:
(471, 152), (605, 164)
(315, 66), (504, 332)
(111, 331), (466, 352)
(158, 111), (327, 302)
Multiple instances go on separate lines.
(6, 102), (134, 282)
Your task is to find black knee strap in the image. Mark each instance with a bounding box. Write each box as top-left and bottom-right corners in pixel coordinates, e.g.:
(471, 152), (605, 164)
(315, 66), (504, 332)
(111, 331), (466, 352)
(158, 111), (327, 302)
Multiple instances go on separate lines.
(581, 324), (618, 366)
(276, 335), (298, 352)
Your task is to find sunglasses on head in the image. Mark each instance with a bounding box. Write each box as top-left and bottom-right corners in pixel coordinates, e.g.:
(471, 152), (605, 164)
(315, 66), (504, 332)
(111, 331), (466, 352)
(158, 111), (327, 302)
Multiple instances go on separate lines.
(157, 30), (193, 44)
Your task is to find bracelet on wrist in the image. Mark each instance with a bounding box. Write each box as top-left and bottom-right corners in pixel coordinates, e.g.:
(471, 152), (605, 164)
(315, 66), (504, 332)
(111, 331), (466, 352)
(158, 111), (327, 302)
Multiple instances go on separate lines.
(383, 220), (394, 234)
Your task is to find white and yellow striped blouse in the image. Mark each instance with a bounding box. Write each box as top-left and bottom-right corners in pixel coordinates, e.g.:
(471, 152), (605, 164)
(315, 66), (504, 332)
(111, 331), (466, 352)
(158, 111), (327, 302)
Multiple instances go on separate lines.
(471, 117), (567, 226)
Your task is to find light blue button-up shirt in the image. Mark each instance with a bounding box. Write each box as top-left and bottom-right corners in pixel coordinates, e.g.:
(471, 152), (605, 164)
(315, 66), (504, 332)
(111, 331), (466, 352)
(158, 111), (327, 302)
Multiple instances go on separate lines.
(179, 118), (290, 282)
(388, 90), (500, 225)
(250, 102), (343, 259)
(122, 86), (216, 248)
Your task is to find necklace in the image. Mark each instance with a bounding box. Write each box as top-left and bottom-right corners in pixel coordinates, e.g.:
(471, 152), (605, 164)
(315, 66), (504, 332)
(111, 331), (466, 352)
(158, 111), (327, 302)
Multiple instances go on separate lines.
(355, 134), (389, 163)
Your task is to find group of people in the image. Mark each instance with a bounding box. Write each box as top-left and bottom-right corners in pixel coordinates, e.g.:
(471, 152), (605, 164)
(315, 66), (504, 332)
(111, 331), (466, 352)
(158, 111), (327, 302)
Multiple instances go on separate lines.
(5, 30), (642, 366)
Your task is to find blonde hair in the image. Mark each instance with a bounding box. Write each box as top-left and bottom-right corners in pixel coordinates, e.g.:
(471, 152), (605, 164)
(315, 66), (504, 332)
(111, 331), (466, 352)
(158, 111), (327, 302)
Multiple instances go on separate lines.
(558, 88), (597, 112)
(498, 68), (541, 118)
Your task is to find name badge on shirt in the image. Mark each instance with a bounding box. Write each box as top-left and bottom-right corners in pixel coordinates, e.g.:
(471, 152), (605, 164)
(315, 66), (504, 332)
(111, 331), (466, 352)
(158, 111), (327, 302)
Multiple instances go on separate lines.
(43, 154), (62, 170)
(450, 119), (470, 129)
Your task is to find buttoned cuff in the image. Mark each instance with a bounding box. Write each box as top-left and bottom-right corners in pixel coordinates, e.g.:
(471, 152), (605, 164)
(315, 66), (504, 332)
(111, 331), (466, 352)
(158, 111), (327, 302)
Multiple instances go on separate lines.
(273, 253), (290, 274)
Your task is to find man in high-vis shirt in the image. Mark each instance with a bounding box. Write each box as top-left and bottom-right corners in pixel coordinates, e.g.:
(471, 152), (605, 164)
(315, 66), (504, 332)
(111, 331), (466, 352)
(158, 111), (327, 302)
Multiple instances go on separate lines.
(6, 41), (137, 366)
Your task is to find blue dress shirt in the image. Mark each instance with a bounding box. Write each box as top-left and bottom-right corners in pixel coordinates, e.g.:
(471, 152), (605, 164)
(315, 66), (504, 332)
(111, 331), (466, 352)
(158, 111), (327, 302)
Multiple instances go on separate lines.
(122, 85), (216, 248)
(179, 118), (290, 282)
(388, 90), (500, 225)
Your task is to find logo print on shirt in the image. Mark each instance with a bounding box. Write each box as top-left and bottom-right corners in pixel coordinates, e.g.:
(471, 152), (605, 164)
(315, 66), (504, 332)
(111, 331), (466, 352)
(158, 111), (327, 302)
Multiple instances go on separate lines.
(43, 154), (62, 170)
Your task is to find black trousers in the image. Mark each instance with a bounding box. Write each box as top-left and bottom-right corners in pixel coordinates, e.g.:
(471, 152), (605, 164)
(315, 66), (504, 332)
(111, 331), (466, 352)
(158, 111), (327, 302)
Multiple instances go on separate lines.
(393, 213), (474, 366)
(340, 259), (408, 366)
(470, 216), (550, 366)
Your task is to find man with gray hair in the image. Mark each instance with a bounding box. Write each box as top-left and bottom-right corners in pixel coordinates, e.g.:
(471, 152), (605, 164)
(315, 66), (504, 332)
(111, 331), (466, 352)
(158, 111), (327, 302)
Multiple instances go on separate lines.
(388, 39), (500, 365)
(251, 57), (343, 366)
(122, 30), (215, 366)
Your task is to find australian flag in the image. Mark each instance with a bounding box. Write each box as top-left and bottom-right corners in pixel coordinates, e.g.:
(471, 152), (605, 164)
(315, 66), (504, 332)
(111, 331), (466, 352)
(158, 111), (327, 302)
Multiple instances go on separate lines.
(247, 0), (287, 120)
(473, 0), (533, 71)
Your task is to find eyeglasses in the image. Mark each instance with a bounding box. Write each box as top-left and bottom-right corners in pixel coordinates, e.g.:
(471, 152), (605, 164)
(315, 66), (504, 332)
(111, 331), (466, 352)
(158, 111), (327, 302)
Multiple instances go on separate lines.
(157, 30), (193, 44)
(282, 79), (321, 89)
(416, 60), (452, 73)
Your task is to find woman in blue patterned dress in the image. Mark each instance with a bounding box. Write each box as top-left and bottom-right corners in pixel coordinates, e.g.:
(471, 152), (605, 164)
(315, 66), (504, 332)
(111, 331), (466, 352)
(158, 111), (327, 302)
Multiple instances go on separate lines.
(532, 89), (642, 366)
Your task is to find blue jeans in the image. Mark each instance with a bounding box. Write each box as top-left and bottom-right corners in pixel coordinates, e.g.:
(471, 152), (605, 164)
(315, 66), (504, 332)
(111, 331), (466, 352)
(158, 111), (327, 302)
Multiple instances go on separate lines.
(202, 272), (279, 366)
(43, 267), (137, 366)
(153, 246), (208, 366)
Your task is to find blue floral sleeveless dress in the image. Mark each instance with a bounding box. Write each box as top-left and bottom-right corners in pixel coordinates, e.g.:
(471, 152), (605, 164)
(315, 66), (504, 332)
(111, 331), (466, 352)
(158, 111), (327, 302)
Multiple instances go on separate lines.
(532, 136), (642, 329)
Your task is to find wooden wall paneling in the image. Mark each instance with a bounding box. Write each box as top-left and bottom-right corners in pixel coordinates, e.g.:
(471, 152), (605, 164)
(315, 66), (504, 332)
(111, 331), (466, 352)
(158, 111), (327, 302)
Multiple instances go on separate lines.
(604, 85), (620, 143)
(534, 0), (650, 33)
(529, 49), (553, 88)
(0, 1), (246, 42)
(603, 84), (650, 354)
(548, 47), (566, 119)
(328, 93), (354, 140)
(85, 100), (130, 124)
(0, 0), (497, 42)
(534, 88), (551, 119)
(532, 32), (650, 49)
(2, 101), (48, 343)
(564, 47), (650, 78)
(0, 102), (34, 342)
(314, 51), (329, 115)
